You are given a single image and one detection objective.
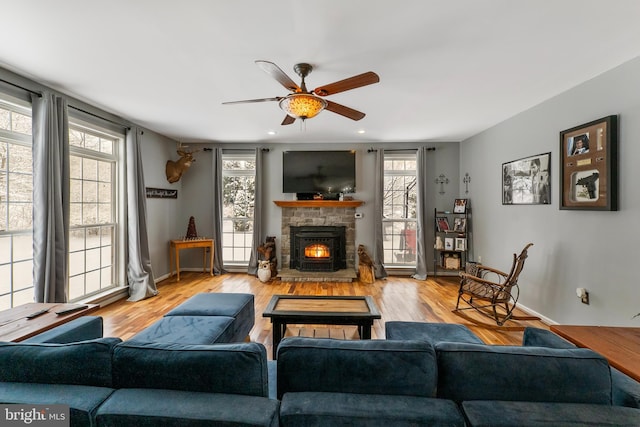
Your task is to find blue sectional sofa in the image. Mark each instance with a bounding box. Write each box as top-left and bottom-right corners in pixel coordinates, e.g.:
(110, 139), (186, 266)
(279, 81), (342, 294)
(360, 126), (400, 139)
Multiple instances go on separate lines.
(0, 293), (279, 427)
(3, 296), (640, 426)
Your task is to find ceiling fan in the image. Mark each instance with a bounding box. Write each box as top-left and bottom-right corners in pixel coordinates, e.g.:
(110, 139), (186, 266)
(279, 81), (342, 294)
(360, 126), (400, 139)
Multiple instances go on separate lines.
(223, 60), (380, 125)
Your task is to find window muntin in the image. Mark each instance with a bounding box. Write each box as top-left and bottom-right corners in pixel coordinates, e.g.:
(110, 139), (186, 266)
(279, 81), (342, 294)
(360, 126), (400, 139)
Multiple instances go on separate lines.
(222, 154), (256, 265)
(383, 154), (418, 267)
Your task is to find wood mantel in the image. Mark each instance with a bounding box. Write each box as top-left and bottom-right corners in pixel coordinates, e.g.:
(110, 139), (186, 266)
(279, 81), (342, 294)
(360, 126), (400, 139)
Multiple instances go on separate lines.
(274, 200), (364, 208)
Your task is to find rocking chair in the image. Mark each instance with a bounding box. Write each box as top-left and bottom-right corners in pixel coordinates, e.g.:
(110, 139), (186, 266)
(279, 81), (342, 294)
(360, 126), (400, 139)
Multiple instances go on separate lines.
(454, 243), (537, 327)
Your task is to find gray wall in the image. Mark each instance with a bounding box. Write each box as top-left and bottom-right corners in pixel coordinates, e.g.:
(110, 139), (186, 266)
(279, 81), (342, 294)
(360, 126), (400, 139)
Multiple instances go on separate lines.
(139, 130), (185, 280)
(460, 56), (640, 326)
(147, 141), (461, 276)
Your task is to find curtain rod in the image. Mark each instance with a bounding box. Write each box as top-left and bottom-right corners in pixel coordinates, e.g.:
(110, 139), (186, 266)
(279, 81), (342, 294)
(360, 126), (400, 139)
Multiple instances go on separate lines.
(69, 105), (130, 130)
(367, 147), (434, 153)
(0, 78), (42, 97)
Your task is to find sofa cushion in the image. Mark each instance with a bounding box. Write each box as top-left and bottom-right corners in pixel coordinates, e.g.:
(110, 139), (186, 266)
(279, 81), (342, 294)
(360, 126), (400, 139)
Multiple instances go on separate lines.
(0, 337), (120, 387)
(129, 315), (235, 344)
(280, 391), (465, 427)
(385, 321), (484, 344)
(23, 316), (103, 344)
(523, 327), (640, 408)
(435, 342), (612, 404)
(112, 341), (269, 397)
(165, 293), (255, 342)
(165, 292), (254, 318)
(277, 338), (437, 399)
(96, 388), (279, 427)
(0, 382), (115, 427)
(462, 400), (640, 427)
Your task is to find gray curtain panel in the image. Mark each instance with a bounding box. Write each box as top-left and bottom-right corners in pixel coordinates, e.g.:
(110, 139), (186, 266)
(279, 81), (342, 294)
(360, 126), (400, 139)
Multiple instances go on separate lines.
(211, 148), (226, 275)
(32, 93), (70, 303)
(247, 148), (264, 275)
(125, 128), (158, 301)
(373, 149), (388, 279)
(412, 147), (429, 280)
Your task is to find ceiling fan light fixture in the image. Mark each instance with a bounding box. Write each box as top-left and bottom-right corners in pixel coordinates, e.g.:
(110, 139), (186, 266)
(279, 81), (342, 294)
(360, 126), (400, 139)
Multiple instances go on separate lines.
(279, 93), (327, 120)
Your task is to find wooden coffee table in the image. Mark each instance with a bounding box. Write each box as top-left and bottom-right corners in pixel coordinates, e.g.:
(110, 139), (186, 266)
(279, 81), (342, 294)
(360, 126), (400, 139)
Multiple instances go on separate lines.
(0, 302), (99, 342)
(263, 295), (381, 359)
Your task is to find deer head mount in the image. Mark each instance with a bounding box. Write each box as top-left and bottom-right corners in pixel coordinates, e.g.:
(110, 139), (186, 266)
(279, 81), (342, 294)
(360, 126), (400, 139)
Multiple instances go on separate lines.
(165, 144), (201, 183)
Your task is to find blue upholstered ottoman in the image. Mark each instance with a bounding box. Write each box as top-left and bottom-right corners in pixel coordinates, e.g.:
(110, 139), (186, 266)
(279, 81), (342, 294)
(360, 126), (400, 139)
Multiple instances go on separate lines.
(165, 293), (255, 341)
(385, 321), (484, 344)
(129, 316), (236, 344)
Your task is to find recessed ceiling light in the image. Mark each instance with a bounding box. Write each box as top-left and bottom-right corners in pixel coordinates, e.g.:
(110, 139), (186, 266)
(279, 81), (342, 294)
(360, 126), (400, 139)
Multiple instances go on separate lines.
(267, 130), (277, 135)
(357, 129), (366, 134)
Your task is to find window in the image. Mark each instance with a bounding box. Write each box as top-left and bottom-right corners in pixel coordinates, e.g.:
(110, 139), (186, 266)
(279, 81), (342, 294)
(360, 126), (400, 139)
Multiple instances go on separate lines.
(382, 153), (417, 266)
(0, 97), (33, 310)
(67, 121), (122, 300)
(222, 153), (255, 265)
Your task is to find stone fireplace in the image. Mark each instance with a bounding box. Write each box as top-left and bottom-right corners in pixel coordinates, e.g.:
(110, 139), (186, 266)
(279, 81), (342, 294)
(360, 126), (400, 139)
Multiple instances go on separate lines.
(290, 226), (346, 272)
(277, 201), (360, 272)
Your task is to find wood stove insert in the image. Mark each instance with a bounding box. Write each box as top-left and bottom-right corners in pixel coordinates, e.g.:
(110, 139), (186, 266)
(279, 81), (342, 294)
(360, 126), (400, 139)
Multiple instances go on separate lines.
(290, 226), (346, 272)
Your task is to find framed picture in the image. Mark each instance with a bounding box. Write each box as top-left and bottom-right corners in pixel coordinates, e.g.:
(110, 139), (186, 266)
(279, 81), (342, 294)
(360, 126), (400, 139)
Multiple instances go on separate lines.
(444, 238), (454, 251)
(453, 217), (466, 233)
(560, 115), (618, 210)
(453, 198), (468, 213)
(502, 152), (551, 205)
(436, 217), (450, 232)
(455, 237), (466, 251)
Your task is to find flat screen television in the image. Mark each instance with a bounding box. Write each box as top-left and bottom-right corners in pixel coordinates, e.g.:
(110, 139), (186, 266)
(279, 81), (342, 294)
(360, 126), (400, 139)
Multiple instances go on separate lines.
(283, 150), (356, 197)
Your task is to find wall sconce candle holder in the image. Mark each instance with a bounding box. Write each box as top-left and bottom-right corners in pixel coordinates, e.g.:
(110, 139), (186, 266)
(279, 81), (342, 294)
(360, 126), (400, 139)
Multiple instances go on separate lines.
(435, 174), (449, 195)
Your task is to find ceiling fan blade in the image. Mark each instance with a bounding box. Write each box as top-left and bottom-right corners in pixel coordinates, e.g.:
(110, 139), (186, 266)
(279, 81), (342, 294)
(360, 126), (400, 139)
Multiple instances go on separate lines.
(222, 97), (281, 105)
(314, 71), (379, 96)
(325, 100), (366, 121)
(255, 60), (301, 93)
(281, 115), (296, 126)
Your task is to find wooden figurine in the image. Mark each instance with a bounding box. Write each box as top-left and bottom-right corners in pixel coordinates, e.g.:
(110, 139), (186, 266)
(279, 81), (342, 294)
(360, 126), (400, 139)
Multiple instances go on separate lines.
(357, 244), (375, 284)
(185, 216), (197, 239)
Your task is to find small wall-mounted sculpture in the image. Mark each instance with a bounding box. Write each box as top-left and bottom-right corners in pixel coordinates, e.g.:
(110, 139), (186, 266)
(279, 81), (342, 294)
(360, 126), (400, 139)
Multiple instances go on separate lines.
(166, 144), (201, 183)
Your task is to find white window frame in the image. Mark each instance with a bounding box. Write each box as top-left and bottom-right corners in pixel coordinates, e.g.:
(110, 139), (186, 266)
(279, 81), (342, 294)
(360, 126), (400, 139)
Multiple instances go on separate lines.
(221, 152), (256, 266)
(382, 152), (418, 267)
(0, 96), (34, 309)
(67, 119), (125, 301)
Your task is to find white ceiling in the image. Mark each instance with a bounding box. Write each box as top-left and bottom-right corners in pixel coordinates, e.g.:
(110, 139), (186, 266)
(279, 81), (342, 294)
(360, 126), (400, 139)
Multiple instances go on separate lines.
(1, 1), (640, 145)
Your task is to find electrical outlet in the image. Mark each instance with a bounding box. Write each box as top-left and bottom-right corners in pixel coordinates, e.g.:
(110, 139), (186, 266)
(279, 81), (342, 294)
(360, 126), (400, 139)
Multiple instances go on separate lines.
(581, 291), (590, 305)
(478, 255), (482, 263)
(576, 287), (590, 305)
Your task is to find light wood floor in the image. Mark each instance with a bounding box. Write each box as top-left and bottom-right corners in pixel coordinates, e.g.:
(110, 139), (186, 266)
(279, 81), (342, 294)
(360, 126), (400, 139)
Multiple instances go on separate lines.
(95, 272), (550, 359)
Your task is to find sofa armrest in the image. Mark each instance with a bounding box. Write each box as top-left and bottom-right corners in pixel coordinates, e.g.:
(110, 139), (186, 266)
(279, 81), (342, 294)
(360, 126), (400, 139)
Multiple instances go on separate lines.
(523, 327), (640, 408)
(23, 316), (103, 344)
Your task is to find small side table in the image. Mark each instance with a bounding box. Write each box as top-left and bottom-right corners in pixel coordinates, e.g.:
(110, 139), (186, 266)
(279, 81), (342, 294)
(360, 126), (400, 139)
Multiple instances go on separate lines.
(169, 239), (214, 281)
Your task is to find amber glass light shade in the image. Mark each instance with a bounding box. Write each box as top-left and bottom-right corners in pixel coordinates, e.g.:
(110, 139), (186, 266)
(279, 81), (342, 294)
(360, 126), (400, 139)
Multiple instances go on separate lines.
(279, 94), (327, 120)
